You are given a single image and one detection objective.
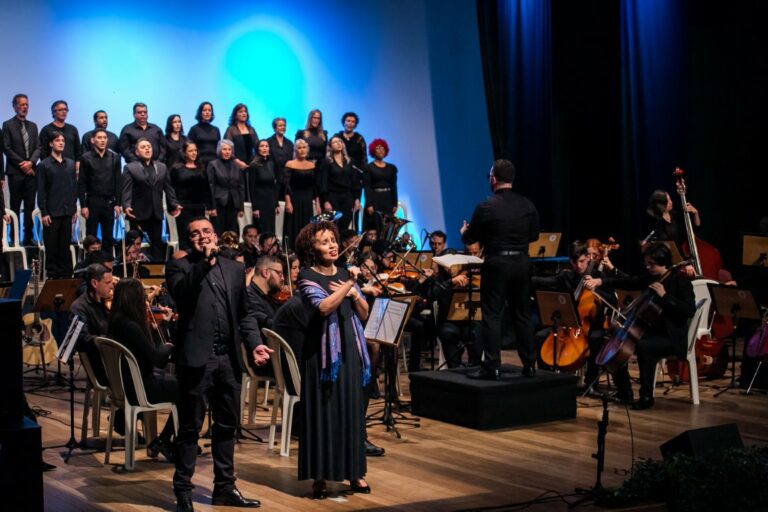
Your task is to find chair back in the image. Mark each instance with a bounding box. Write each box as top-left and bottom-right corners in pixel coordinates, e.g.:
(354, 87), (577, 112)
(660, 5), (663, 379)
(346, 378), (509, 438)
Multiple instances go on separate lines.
(75, 207), (87, 245)
(32, 208), (44, 246)
(239, 202), (252, 242)
(262, 329), (301, 398)
(3, 208), (20, 250)
(80, 349), (111, 395)
(686, 299), (708, 353)
(94, 336), (153, 408)
(164, 209), (179, 246)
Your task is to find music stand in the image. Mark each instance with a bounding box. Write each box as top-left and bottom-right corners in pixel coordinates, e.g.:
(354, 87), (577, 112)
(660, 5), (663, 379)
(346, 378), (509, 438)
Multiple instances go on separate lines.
(742, 233), (768, 267)
(54, 315), (89, 462)
(707, 284), (761, 397)
(643, 241), (684, 265)
(535, 291), (580, 372)
(32, 279), (80, 385)
(404, 251), (433, 271)
(529, 232), (561, 258)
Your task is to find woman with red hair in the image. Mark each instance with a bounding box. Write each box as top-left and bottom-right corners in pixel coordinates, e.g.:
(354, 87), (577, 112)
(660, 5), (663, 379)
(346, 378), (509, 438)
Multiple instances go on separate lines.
(362, 138), (398, 232)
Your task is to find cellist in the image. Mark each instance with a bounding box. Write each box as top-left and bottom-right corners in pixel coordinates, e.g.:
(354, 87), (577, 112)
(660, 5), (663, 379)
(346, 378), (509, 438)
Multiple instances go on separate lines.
(585, 243), (695, 410)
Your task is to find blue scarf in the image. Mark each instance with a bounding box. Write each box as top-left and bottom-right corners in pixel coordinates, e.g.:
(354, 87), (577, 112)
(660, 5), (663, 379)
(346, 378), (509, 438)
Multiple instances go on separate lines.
(299, 278), (371, 387)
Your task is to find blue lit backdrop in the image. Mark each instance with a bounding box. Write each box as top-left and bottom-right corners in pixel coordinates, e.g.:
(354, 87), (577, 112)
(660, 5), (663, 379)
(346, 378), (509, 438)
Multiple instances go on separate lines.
(0, 0), (493, 250)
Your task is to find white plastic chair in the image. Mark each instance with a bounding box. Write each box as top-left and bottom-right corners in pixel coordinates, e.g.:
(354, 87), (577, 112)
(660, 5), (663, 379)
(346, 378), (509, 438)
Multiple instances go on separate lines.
(2, 208), (29, 279)
(239, 202), (253, 242)
(163, 209), (179, 259)
(239, 344), (273, 425)
(275, 201), (285, 240)
(94, 336), (179, 470)
(79, 350), (111, 444)
(654, 298), (708, 405)
(262, 329), (301, 457)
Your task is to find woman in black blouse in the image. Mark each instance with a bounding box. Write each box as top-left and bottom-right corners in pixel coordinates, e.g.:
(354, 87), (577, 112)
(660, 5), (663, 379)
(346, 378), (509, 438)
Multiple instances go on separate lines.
(267, 117), (294, 187)
(295, 109), (327, 163)
(207, 139), (245, 235)
(247, 140), (280, 234)
(171, 141), (211, 250)
(319, 136), (360, 231)
(223, 103), (258, 187)
(334, 112), (367, 173)
(362, 138), (398, 232)
(107, 278), (178, 461)
(164, 114), (186, 169)
(283, 139), (318, 249)
(188, 101), (221, 169)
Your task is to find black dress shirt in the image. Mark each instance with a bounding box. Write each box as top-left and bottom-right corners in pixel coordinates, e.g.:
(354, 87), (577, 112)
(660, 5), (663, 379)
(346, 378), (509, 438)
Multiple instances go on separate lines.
(266, 134), (294, 188)
(78, 149), (122, 206)
(318, 157), (361, 203)
(81, 129), (119, 154)
(246, 282), (281, 332)
(37, 156), (77, 217)
(188, 123), (221, 166)
(294, 128), (327, 162)
(171, 164), (211, 208)
(334, 131), (367, 171)
(119, 122), (166, 162)
(461, 188), (539, 254)
(164, 135), (187, 169)
(40, 122), (82, 162)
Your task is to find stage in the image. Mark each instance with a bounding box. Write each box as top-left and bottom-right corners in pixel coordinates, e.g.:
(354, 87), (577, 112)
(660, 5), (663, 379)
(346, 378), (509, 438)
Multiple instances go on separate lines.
(30, 349), (768, 511)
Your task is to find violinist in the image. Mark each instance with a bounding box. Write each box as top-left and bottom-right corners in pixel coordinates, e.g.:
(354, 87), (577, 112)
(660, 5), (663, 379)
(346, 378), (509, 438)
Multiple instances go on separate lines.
(246, 255), (285, 335)
(71, 263), (114, 386)
(239, 224), (261, 269)
(585, 243), (695, 410)
(259, 231), (281, 256)
(114, 229), (150, 278)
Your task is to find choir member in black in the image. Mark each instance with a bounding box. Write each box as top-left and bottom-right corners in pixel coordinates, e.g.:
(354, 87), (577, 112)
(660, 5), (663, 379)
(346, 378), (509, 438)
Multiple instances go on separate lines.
(223, 103), (258, 177)
(362, 138), (398, 232)
(294, 221), (371, 498)
(79, 128), (121, 256)
(584, 243), (695, 410)
(294, 109), (327, 163)
(3, 93), (41, 245)
(334, 112), (368, 174)
(107, 278), (179, 461)
(119, 102), (166, 163)
(166, 217), (269, 511)
(207, 139), (244, 236)
(37, 132), (77, 278)
(319, 136), (361, 231)
(283, 139), (318, 249)
(246, 255), (284, 333)
(246, 140), (280, 234)
(164, 114), (186, 170)
(461, 159), (540, 380)
(122, 138), (182, 261)
(39, 100), (81, 165)
(240, 224), (260, 269)
(645, 189), (699, 277)
(266, 117), (293, 186)
(81, 110), (119, 154)
(188, 101), (221, 169)
(171, 141), (211, 250)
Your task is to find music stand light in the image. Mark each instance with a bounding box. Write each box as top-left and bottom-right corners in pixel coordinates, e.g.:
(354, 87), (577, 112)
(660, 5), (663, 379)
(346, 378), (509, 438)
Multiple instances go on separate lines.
(529, 232), (561, 258)
(741, 233), (768, 267)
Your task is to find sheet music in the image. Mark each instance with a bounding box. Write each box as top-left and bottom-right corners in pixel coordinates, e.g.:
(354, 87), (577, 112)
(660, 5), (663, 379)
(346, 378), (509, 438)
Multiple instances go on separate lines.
(364, 298), (410, 345)
(432, 254), (483, 270)
(57, 315), (85, 364)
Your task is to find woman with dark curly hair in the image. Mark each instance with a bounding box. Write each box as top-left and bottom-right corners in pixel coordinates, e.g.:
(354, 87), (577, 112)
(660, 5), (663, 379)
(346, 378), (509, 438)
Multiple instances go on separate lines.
(294, 221), (371, 499)
(362, 138), (398, 232)
(188, 101), (221, 168)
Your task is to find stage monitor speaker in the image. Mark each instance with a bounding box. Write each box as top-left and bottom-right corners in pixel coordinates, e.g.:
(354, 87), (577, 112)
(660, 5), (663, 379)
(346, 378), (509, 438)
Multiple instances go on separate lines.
(0, 299), (24, 421)
(660, 423), (743, 460)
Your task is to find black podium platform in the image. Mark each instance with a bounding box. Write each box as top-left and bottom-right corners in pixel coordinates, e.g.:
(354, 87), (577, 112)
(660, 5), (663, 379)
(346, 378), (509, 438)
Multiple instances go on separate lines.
(409, 365), (577, 430)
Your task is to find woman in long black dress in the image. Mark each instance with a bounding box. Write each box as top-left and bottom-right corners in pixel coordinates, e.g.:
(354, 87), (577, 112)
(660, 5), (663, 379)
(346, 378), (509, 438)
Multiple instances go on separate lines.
(362, 138), (398, 232)
(247, 140), (280, 234)
(319, 136), (360, 231)
(295, 109), (327, 163)
(164, 114), (186, 169)
(223, 103), (258, 187)
(107, 278), (178, 461)
(283, 139), (318, 249)
(188, 101), (221, 169)
(171, 141), (211, 250)
(267, 117), (294, 187)
(207, 139), (245, 235)
(295, 221), (371, 499)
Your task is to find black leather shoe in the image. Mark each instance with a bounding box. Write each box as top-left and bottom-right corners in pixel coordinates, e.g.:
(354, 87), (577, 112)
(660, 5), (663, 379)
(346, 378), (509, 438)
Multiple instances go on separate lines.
(148, 436), (175, 462)
(211, 487), (260, 508)
(350, 480), (372, 494)
(631, 396), (654, 410)
(312, 481), (328, 500)
(522, 365), (536, 377)
(176, 495), (194, 512)
(467, 367), (501, 381)
(365, 439), (385, 457)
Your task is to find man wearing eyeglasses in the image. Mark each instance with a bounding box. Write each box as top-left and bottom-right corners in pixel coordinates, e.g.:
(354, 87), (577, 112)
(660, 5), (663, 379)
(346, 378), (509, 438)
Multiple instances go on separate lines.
(39, 100), (81, 167)
(166, 217), (272, 511)
(247, 255), (285, 331)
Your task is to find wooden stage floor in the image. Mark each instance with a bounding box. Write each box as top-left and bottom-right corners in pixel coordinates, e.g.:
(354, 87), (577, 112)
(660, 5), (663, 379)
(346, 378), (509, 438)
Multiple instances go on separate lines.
(29, 350), (768, 512)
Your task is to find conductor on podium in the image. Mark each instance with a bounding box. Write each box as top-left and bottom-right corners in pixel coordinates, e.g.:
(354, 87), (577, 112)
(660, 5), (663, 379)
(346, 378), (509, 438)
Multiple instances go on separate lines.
(461, 159), (539, 380)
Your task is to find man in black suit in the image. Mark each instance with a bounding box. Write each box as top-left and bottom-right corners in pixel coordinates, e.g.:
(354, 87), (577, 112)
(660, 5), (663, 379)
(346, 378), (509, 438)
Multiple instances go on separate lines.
(81, 110), (119, 154)
(121, 137), (181, 261)
(166, 217), (272, 511)
(119, 102), (165, 163)
(79, 128), (121, 255)
(2, 93), (40, 245)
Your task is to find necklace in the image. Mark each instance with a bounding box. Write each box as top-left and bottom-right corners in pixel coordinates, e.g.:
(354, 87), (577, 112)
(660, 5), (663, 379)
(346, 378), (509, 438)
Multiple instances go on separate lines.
(311, 264), (336, 276)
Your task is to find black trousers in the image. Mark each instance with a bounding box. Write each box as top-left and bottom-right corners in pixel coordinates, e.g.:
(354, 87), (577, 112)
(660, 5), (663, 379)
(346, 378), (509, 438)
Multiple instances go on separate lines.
(43, 216), (73, 278)
(328, 193), (354, 231)
(213, 205), (239, 236)
(438, 321), (482, 368)
(85, 197), (115, 255)
(8, 173), (36, 244)
(480, 254), (534, 370)
(173, 354), (241, 497)
(635, 335), (676, 399)
(134, 218), (165, 261)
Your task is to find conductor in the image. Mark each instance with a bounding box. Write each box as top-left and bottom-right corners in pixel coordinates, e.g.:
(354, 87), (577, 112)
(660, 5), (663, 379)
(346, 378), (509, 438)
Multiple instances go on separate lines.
(461, 159), (539, 380)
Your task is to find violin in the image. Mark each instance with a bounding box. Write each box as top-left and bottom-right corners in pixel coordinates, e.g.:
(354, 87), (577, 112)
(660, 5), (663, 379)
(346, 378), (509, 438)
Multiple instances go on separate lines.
(271, 287), (292, 303)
